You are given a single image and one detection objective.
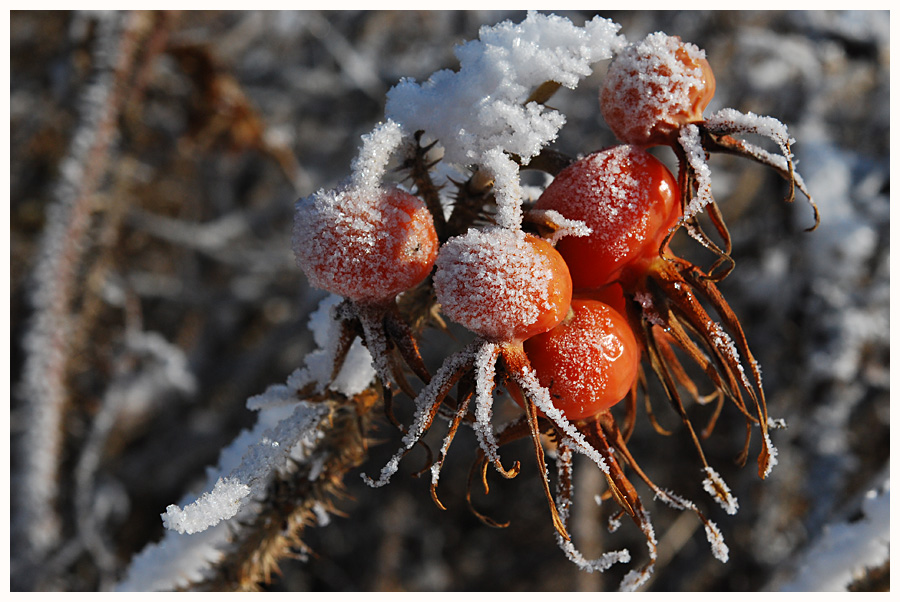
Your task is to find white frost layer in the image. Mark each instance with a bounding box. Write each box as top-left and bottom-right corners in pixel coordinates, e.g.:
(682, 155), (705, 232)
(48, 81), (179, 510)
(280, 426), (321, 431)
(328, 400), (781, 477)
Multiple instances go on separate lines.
(115, 518), (233, 592)
(248, 296), (376, 412)
(762, 431), (779, 478)
(515, 364), (608, 475)
(288, 295), (376, 397)
(387, 12), (623, 166)
(701, 466), (739, 516)
(162, 477), (250, 535)
(117, 398), (327, 591)
(385, 11), (623, 227)
(529, 209), (592, 245)
(292, 182), (436, 304)
(678, 123), (714, 221)
(362, 344), (475, 488)
(553, 440), (632, 576)
(705, 108), (794, 149)
(349, 119), (403, 191)
(601, 31), (708, 144)
(471, 342), (502, 465)
(433, 227), (560, 342)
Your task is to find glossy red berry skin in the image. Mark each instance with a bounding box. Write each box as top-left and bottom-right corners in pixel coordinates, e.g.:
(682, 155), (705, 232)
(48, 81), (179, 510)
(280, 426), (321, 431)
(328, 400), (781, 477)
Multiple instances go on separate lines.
(521, 298), (639, 421)
(601, 33), (716, 148)
(433, 228), (572, 343)
(292, 185), (439, 304)
(534, 145), (681, 290)
(576, 282), (630, 320)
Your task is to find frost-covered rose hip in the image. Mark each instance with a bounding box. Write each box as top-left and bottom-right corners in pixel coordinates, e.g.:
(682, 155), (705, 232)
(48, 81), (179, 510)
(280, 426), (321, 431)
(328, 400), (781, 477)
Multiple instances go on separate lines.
(292, 185), (438, 304)
(534, 145), (680, 289)
(535, 143), (780, 489)
(433, 228), (572, 343)
(368, 227), (573, 510)
(601, 32), (715, 148)
(521, 298), (639, 421)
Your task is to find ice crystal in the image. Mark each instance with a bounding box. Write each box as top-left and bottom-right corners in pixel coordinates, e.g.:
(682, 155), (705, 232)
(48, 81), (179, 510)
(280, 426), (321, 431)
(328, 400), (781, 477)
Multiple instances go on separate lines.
(384, 11), (624, 228)
(162, 478), (250, 535)
(161, 402), (327, 536)
(705, 520), (730, 563)
(349, 119), (403, 192)
(702, 466), (740, 515)
(292, 295), (375, 397)
(433, 227), (559, 342)
(762, 431), (779, 478)
(678, 123), (714, 221)
(601, 31), (708, 145)
(531, 209), (592, 245)
(472, 342), (503, 465)
(386, 12), (623, 166)
(362, 345), (476, 488)
(515, 366), (609, 474)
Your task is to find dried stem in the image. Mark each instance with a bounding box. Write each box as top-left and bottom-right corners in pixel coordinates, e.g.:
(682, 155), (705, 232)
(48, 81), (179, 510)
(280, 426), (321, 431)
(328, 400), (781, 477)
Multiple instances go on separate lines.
(17, 10), (151, 563)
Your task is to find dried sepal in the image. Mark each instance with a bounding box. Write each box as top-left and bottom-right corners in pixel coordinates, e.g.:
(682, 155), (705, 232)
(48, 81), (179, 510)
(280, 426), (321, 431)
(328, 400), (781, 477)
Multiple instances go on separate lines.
(400, 129), (448, 239)
(362, 345), (475, 488)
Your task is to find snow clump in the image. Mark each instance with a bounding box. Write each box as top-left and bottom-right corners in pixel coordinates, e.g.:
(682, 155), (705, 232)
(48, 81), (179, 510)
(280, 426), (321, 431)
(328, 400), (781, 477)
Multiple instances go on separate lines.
(382, 11), (625, 228)
(162, 478), (250, 535)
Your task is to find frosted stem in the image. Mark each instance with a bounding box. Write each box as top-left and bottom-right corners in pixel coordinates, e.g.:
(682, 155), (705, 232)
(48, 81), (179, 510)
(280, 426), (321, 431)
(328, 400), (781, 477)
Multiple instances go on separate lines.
(17, 11), (144, 560)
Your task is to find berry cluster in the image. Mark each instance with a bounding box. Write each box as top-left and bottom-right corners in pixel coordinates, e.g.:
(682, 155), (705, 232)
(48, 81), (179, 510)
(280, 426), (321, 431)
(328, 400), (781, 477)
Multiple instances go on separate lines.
(292, 30), (816, 590)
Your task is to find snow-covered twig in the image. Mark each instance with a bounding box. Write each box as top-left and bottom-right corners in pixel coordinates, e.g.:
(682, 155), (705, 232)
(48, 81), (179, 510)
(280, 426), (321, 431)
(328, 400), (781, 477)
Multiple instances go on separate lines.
(118, 296), (374, 590)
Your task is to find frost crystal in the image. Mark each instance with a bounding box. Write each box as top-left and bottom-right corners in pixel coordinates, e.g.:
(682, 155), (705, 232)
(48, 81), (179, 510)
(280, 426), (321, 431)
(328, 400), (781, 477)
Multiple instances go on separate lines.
(767, 416), (788, 429)
(706, 108), (794, 149)
(553, 439), (631, 576)
(384, 11), (623, 227)
(387, 12), (623, 166)
(292, 184), (436, 305)
(601, 31), (708, 145)
(482, 147), (527, 228)
(556, 531), (632, 577)
(311, 502), (332, 528)
(529, 209), (592, 245)
(678, 123), (714, 221)
(431, 394), (472, 488)
(246, 383), (296, 412)
(349, 119), (403, 191)
(634, 291), (664, 327)
(515, 365), (608, 474)
(708, 321), (752, 391)
(705, 520), (730, 563)
(704, 108), (802, 189)
(607, 512), (622, 533)
(292, 295), (375, 396)
(762, 431), (779, 478)
(162, 478), (250, 535)
(119, 398), (327, 591)
(161, 402), (327, 536)
(472, 342), (502, 464)
(702, 466), (740, 515)
(362, 345), (475, 488)
(433, 227), (559, 342)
